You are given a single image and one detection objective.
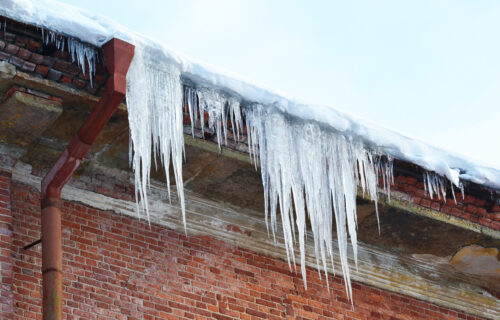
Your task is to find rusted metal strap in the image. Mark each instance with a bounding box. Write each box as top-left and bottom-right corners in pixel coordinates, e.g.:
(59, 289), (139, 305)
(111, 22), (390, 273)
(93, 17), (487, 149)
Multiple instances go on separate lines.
(41, 198), (62, 209)
(23, 238), (41, 250)
(42, 268), (62, 275)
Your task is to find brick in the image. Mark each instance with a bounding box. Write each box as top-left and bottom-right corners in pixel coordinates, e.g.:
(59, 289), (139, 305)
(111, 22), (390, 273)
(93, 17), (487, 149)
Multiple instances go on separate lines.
(60, 75), (72, 84)
(47, 69), (62, 81)
(478, 218), (490, 226)
(66, 63), (81, 76)
(405, 184), (417, 194)
(29, 53), (44, 64)
(21, 61), (36, 72)
(9, 55), (24, 68)
(4, 44), (19, 55)
(53, 59), (71, 72)
(212, 313), (232, 320)
(488, 212), (500, 220)
(17, 48), (31, 60)
(72, 78), (87, 89)
(474, 198), (486, 206)
(246, 307), (267, 318)
(491, 221), (500, 230)
(476, 207), (487, 216)
(463, 195), (476, 204)
(469, 215), (479, 223)
(451, 208), (463, 217)
(420, 199), (431, 208)
(235, 268), (255, 277)
(42, 56), (56, 67)
(35, 65), (49, 77)
(460, 212), (471, 220)
(14, 36), (28, 47)
(465, 205), (477, 214)
(430, 201), (441, 211)
(441, 206), (452, 214)
(414, 188), (426, 198)
(27, 39), (41, 52)
(0, 52), (9, 61)
(406, 176), (418, 185)
(446, 198), (456, 206)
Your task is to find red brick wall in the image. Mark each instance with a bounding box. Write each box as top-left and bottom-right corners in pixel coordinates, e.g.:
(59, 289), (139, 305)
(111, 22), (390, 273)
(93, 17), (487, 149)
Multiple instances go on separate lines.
(0, 169), (13, 318)
(8, 182), (486, 320)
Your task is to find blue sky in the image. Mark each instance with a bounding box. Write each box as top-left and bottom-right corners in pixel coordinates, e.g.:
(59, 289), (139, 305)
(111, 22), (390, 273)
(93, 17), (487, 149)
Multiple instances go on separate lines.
(61, 0), (500, 168)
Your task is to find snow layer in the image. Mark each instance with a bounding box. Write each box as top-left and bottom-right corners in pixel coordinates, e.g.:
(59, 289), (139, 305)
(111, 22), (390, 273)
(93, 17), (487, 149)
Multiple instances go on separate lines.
(2, 0), (500, 302)
(1, 0), (499, 190)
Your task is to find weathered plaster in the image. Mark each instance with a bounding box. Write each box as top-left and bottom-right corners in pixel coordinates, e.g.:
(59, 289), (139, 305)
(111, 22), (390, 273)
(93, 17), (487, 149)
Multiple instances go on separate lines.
(0, 91), (62, 147)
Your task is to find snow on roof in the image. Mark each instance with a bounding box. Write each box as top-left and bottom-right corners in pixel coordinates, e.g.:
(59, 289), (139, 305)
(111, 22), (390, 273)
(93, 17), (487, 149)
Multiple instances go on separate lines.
(1, 0), (499, 190)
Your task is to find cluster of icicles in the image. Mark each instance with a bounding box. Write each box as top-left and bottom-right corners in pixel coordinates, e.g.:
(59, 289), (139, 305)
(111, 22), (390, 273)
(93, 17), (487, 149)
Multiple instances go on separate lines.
(41, 29), (98, 85)
(1, 21), (98, 84)
(125, 46), (398, 301)
(41, 36), (463, 301)
(423, 172), (464, 204)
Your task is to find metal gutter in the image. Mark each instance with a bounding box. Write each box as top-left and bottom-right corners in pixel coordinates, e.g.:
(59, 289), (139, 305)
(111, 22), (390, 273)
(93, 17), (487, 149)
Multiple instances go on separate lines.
(40, 38), (134, 320)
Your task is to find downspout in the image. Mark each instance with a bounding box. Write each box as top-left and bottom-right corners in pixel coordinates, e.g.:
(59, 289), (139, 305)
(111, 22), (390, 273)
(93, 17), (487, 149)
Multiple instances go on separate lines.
(40, 38), (134, 320)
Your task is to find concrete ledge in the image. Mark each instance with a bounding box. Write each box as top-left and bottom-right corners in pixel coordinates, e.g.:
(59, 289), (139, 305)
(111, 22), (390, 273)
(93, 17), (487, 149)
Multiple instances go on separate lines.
(384, 191), (500, 239)
(0, 90), (62, 147)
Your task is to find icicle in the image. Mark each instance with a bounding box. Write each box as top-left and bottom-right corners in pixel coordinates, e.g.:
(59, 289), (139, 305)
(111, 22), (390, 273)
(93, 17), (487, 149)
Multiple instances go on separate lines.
(191, 88), (244, 149)
(185, 86), (198, 137)
(228, 97), (242, 141)
(126, 44), (185, 226)
(42, 30), (98, 85)
(451, 181), (457, 204)
(423, 171), (457, 204)
(242, 106), (394, 302)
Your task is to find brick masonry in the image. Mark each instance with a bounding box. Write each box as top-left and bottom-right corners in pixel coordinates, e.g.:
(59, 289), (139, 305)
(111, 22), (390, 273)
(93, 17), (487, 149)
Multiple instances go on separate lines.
(6, 181), (488, 320)
(0, 169), (13, 318)
(390, 174), (500, 231)
(0, 20), (108, 96)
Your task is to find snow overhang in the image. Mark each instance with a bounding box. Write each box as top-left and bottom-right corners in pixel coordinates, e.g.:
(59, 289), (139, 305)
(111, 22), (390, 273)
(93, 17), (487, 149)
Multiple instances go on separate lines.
(1, 0), (500, 191)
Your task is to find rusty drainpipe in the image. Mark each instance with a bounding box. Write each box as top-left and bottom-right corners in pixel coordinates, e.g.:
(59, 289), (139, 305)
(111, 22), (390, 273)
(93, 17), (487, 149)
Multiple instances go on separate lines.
(40, 38), (134, 320)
